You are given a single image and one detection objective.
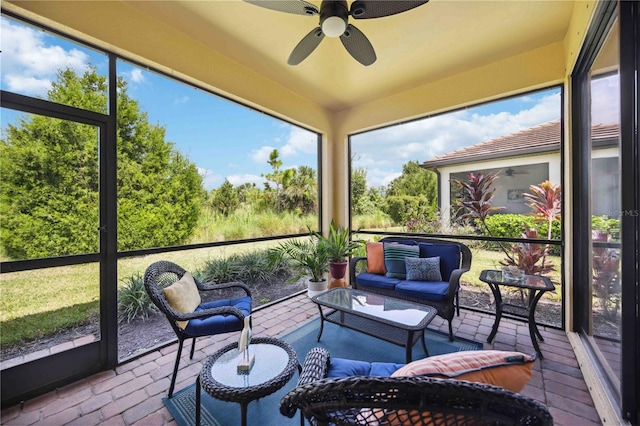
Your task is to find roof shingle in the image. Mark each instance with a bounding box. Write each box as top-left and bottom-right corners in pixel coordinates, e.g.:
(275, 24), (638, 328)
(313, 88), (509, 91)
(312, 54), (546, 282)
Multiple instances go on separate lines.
(422, 120), (619, 168)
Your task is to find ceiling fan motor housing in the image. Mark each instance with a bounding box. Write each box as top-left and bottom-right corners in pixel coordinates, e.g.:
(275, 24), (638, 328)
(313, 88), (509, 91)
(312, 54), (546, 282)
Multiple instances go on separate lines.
(320, 0), (349, 37)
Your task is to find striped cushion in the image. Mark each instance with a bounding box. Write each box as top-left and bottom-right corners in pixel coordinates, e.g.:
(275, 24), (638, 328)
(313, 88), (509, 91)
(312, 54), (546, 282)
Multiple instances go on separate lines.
(391, 350), (535, 392)
(384, 243), (419, 279)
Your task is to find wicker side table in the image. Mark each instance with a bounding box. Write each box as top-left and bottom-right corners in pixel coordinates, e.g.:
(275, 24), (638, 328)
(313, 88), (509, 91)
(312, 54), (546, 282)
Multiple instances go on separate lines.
(196, 336), (299, 426)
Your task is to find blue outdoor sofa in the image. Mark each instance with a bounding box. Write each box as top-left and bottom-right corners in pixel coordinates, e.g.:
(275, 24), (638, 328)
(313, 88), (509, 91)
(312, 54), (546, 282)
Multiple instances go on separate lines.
(349, 236), (472, 341)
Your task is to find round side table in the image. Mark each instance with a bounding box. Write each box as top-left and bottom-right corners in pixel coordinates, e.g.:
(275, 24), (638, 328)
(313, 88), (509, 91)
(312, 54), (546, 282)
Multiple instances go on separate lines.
(196, 336), (299, 426)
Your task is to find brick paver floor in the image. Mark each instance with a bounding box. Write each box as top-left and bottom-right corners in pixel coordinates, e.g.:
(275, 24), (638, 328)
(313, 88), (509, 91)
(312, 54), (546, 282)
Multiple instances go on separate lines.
(1, 292), (602, 425)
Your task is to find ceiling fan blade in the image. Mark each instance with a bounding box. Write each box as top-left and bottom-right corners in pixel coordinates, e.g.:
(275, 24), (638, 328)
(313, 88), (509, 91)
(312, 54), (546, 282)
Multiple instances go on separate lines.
(243, 0), (319, 16)
(349, 0), (429, 19)
(288, 27), (325, 65)
(340, 24), (376, 66)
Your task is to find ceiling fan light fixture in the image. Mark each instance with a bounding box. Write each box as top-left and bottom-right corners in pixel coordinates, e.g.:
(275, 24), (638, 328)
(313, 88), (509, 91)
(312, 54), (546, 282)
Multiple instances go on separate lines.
(322, 16), (347, 37)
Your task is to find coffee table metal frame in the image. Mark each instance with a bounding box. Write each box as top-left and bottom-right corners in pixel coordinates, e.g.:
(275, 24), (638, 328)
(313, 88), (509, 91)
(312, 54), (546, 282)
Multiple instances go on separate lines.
(312, 288), (437, 363)
(479, 269), (555, 358)
(195, 336), (299, 426)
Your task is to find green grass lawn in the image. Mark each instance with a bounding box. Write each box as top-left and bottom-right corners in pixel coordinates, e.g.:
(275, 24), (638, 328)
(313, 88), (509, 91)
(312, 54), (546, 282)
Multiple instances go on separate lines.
(0, 239), (280, 347)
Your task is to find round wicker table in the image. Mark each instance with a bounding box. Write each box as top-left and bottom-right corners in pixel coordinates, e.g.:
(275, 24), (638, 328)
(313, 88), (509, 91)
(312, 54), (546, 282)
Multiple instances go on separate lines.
(195, 336), (299, 426)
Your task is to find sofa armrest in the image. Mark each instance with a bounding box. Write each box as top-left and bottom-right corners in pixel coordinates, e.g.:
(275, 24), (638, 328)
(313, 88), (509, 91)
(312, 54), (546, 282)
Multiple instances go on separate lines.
(447, 267), (470, 299)
(297, 347), (330, 387)
(349, 256), (368, 289)
(280, 347), (330, 418)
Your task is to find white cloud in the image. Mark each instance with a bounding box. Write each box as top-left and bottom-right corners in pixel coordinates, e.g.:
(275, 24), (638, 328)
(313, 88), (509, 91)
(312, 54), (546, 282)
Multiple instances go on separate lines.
(281, 126), (317, 157)
(591, 75), (620, 124)
(173, 95), (190, 105)
(129, 68), (145, 83)
(198, 167), (223, 190)
(251, 145), (276, 164)
(352, 91), (562, 188)
(227, 174), (264, 187)
(1, 18), (90, 96)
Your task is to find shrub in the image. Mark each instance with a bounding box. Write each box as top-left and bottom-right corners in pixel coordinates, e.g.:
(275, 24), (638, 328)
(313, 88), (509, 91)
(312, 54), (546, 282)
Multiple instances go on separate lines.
(481, 214), (561, 241)
(386, 195), (435, 225)
(118, 273), (157, 323)
(199, 248), (293, 285)
(592, 216), (620, 237)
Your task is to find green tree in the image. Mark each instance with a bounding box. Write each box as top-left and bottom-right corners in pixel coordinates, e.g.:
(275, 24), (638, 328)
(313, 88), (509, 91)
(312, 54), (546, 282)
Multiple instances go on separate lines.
(211, 179), (240, 216)
(387, 161), (437, 199)
(351, 167), (368, 214)
(0, 66), (204, 258)
(281, 166), (317, 214)
(384, 161), (437, 224)
(262, 149), (289, 212)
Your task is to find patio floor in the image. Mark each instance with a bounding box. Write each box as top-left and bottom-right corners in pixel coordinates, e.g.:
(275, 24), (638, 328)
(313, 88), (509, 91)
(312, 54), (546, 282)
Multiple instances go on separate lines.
(1, 292), (602, 426)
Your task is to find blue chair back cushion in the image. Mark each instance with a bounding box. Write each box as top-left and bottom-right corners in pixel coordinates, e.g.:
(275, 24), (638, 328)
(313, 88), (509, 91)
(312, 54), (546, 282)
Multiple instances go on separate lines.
(419, 243), (461, 281)
(328, 358), (404, 378)
(395, 281), (449, 301)
(355, 272), (400, 291)
(183, 296), (252, 337)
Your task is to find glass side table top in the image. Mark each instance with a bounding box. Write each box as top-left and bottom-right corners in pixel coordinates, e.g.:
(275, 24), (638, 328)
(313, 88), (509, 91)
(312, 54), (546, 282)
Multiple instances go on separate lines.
(208, 342), (289, 388)
(480, 270), (555, 291)
(314, 288), (436, 327)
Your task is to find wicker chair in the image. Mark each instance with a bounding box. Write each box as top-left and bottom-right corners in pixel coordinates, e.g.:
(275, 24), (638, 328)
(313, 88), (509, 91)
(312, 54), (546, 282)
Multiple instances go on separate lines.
(280, 347), (553, 426)
(143, 260), (252, 397)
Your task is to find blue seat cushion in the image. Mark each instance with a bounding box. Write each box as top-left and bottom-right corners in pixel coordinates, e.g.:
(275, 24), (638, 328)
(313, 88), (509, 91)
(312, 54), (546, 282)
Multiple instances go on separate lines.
(395, 280), (449, 301)
(355, 273), (400, 291)
(328, 358), (404, 378)
(419, 243), (461, 281)
(183, 296), (252, 337)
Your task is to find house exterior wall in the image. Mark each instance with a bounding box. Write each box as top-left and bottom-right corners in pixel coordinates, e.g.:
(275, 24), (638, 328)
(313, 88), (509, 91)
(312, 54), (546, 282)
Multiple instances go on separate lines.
(437, 152), (559, 225)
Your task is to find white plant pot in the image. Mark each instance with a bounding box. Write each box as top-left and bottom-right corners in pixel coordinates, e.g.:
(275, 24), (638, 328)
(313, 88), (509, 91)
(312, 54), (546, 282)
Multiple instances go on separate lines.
(307, 278), (328, 298)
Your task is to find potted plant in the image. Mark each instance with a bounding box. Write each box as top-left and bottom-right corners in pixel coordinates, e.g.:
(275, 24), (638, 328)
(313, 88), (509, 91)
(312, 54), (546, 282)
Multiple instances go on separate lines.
(314, 221), (363, 288)
(269, 231), (330, 297)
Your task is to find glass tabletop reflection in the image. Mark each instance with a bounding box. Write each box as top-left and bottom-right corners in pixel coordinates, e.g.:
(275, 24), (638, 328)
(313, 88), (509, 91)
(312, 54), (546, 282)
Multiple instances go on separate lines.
(208, 343), (289, 388)
(314, 288), (435, 327)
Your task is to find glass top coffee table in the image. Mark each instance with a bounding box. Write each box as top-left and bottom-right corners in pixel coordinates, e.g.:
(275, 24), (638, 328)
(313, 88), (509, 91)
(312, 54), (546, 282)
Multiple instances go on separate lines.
(195, 336), (299, 426)
(312, 288), (437, 362)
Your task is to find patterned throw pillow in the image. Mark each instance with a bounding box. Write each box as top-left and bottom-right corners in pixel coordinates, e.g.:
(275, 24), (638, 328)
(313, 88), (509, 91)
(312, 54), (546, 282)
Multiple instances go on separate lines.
(391, 350), (536, 393)
(405, 256), (442, 281)
(384, 242), (419, 279)
(162, 272), (201, 329)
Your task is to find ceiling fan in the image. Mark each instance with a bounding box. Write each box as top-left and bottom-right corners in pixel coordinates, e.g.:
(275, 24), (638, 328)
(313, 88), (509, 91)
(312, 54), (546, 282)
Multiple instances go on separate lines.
(243, 0), (429, 66)
(503, 167), (530, 177)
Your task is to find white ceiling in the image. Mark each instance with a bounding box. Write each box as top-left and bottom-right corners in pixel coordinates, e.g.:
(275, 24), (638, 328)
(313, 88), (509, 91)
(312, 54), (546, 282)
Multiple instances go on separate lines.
(125, 0), (576, 112)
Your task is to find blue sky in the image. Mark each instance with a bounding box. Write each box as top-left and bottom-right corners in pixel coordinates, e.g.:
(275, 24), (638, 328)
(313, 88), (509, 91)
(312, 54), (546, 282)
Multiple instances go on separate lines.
(1, 15), (619, 190)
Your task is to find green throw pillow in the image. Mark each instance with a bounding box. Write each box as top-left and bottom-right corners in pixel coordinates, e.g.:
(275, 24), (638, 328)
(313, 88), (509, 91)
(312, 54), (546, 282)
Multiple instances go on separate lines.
(384, 242), (419, 279)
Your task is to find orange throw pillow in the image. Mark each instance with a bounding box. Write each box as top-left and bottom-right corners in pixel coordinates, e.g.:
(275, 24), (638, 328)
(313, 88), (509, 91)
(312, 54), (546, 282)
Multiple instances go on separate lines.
(366, 242), (386, 275)
(391, 350), (535, 392)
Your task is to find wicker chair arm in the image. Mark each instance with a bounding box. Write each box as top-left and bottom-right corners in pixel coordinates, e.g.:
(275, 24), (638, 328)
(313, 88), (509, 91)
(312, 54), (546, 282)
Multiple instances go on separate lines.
(198, 280), (252, 297)
(349, 256), (368, 289)
(169, 305), (247, 322)
(281, 376), (553, 425)
(447, 267), (470, 298)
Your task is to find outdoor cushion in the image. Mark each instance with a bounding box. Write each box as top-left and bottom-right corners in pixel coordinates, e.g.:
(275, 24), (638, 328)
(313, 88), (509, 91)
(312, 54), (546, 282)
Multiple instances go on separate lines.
(384, 242), (419, 279)
(328, 358), (404, 378)
(391, 350), (536, 393)
(419, 243), (461, 281)
(405, 256), (442, 282)
(355, 273), (400, 291)
(162, 272), (201, 329)
(183, 296), (251, 337)
(366, 242), (386, 275)
(395, 280), (449, 301)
